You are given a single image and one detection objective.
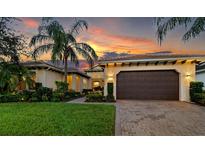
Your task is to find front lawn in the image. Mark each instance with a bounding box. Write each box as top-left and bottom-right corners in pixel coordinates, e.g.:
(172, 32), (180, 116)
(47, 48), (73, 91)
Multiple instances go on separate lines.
(0, 103), (115, 136)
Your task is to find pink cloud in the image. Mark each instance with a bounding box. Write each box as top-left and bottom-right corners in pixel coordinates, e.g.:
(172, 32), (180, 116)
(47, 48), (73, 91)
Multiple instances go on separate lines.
(77, 26), (159, 55)
(22, 18), (39, 28)
(88, 26), (154, 45)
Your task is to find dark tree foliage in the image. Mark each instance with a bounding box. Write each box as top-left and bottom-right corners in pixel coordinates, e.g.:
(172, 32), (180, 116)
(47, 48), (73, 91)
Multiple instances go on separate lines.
(0, 17), (26, 63)
(156, 17), (205, 44)
(0, 17), (33, 93)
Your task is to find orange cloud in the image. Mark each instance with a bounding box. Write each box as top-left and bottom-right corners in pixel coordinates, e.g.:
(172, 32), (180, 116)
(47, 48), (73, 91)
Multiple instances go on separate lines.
(78, 26), (159, 55)
(22, 18), (39, 28)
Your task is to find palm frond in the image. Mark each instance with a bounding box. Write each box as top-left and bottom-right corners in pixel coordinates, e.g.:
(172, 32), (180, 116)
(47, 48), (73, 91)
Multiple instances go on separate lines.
(29, 34), (51, 47)
(70, 19), (88, 36)
(67, 48), (79, 66)
(38, 18), (54, 34)
(32, 44), (54, 59)
(66, 33), (76, 44)
(46, 20), (64, 37)
(75, 43), (98, 60)
(182, 17), (205, 41)
(156, 17), (192, 44)
(74, 47), (94, 67)
(155, 17), (165, 26)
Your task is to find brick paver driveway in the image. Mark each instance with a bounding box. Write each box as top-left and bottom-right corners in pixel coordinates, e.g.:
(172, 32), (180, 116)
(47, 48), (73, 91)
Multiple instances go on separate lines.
(116, 100), (205, 136)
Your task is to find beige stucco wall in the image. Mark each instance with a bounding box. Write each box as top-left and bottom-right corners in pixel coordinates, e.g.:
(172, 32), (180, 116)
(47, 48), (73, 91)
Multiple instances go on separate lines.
(67, 74), (90, 92)
(103, 62), (196, 102)
(34, 69), (64, 90)
(34, 69), (90, 92)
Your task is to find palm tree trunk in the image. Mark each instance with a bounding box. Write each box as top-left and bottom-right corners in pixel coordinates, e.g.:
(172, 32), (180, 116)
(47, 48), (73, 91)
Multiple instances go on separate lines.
(64, 55), (68, 83)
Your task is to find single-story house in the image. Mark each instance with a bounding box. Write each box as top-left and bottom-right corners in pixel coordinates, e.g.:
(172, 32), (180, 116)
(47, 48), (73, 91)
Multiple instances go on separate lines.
(22, 61), (91, 92)
(87, 54), (205, 102)
(196, 62), (205, 88)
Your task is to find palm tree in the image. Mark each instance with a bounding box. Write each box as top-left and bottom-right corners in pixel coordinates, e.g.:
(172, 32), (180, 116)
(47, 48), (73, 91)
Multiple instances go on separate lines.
(156, 17), (205, 44)
(30, 18), (98, 83)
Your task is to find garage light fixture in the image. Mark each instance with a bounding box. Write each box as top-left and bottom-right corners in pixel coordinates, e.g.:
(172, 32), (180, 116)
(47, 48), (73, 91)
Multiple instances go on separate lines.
(185, 73), (191, 78)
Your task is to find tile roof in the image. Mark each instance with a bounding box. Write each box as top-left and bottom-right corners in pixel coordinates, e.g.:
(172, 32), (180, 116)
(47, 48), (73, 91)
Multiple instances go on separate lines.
(21, 60), (90, 78)
(85, 65), (104, 72)
(99, 54), (205, 63)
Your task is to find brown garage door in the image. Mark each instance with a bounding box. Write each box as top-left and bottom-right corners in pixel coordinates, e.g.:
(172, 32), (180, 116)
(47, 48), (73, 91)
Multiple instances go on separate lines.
(116, 70), (179, 100)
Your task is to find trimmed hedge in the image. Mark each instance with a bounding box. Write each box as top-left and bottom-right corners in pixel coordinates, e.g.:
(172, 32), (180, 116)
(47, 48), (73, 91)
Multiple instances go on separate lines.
(191, 93), (205, 104)
(105, 95), (115, 102)
(85, 93), (105, 102)
(190, 81), (205, 105)
(0, 80), (83, 103)
(0, 94), (20, 103)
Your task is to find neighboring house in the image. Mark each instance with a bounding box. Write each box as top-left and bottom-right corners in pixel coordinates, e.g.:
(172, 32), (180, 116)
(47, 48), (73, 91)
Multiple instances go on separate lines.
(88, 54), (205, 102)
(85, 65), (104, 90)
(22, 61), (91, 92)
(196, 62), (205, 88)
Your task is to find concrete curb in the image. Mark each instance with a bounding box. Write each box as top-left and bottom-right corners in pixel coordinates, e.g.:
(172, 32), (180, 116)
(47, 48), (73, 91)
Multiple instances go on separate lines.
(115, 103), (122, 136)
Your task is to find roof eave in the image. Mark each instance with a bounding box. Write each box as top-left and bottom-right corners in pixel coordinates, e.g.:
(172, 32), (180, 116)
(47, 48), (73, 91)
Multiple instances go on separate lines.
(99, 56), (205, 65)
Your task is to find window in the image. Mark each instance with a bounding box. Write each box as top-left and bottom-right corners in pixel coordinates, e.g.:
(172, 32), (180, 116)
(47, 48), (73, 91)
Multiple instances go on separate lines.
(93, 81), (100, 87)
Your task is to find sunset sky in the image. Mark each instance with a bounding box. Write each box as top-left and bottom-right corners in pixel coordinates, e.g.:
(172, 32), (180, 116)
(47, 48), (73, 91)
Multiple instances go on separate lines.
(15, 17), (205, 61)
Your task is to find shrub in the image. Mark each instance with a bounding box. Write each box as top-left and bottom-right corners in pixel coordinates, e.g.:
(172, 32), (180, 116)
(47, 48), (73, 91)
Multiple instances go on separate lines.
(82, 89), (93, 95)
(0, 93), (20, 103)
(55, 81), (68, 93)
(85, 93), (105, 102)
(36, 87), (53, 101)
(105, 95), (115, 102)
(191, 93), (205, 104)
(107, 83), (113, 95)
(18, 90), (35, 102)
(190, 81), (204, 102)
(64, 90), (81, 100)
(51, 92), (64, 102)
(35, 82), (43, 90)
(105, 83), (115, 102)
(31, 92), (38, 102)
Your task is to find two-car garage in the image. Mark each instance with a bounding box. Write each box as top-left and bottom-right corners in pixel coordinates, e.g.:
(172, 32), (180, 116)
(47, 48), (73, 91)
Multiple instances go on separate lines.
(116, 70), (179, 100)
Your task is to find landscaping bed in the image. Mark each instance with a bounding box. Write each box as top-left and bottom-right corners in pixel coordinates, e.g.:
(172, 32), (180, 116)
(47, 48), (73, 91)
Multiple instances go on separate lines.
(0, 103), (115, 136)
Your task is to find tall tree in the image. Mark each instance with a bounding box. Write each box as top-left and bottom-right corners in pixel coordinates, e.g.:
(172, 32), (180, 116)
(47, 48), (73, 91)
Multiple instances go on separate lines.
(30, 18), (98, 83)
(0, 18), (33, 93)
(0, 17), (27, 63)
(156, 17), (205, 44)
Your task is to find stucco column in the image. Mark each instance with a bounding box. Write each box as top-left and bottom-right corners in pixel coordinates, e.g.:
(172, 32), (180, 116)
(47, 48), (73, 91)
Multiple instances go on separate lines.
(79, 77), (84, 92)
(104, 79), (108, 96)
(71, 74), (77, 91)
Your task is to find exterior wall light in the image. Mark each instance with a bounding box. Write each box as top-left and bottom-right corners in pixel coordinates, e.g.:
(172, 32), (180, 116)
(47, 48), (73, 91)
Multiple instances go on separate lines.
(108, 77), (114, 82)
(107, 74), (114, 82)
(185, 73), (191, 78)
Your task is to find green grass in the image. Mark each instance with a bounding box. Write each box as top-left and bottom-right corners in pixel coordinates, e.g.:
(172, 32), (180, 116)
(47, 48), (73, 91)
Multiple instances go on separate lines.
(0, 103), (115, 136)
